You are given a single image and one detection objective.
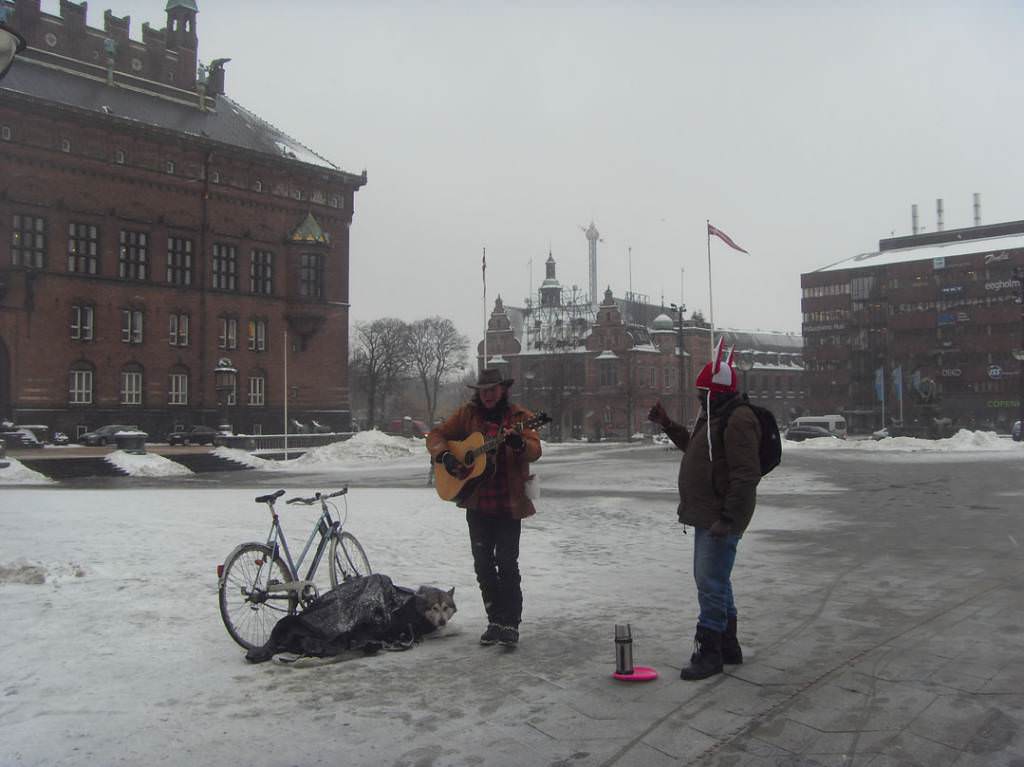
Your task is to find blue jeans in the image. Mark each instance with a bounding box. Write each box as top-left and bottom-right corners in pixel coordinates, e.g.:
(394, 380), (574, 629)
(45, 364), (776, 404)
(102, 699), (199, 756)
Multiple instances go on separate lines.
(692, 527), (741, 633)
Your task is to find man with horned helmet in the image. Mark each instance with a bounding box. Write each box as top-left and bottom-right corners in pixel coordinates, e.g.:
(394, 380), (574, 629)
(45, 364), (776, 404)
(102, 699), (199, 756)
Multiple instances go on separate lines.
(427, 368), (543, 648)
(648, 338), (763, 680)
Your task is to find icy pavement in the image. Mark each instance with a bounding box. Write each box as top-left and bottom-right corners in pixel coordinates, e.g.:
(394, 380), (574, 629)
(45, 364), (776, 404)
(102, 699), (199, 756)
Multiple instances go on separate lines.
(0, 443), (1022, 766)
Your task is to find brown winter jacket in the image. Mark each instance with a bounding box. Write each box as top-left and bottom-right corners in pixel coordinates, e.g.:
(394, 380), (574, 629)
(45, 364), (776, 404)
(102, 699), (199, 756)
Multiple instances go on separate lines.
(426, 401), (542, 519)
(661, 397), (762, 533)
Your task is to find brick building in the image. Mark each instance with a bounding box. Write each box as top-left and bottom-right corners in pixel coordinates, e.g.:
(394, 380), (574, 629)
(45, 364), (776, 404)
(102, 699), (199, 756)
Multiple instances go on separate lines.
(479, 252), (804, 439)
(801, 217), (1024, 433)
(0, 0), (366, 439)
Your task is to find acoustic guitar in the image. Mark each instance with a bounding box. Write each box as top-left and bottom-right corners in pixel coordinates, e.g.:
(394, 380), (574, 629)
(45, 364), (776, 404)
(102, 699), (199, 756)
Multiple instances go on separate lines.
(433, 411), (550, 503)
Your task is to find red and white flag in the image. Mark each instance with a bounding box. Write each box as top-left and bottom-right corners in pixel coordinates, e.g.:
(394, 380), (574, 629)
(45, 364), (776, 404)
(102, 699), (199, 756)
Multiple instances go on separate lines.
(707, 223), (749, 254)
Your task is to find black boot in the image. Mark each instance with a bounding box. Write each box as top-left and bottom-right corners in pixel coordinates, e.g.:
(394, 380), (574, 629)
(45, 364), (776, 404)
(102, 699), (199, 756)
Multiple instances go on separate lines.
(680, 626), (723, 681)
(721, 615), (743, 665)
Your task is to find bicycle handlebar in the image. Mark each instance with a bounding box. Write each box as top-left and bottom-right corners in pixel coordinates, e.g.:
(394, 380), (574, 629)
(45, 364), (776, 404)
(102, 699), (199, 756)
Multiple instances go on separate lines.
(285, 486), (349, 505)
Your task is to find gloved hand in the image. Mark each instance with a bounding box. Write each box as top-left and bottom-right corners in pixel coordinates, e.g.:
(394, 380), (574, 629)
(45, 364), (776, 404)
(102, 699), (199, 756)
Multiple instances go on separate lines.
(648, 401), (671, 429)
(505, 432), (525, 452)
(440, 452), (462, 477)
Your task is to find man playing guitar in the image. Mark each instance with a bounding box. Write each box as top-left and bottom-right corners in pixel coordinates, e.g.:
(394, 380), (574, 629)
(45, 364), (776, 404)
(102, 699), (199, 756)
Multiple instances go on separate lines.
(427, 368), (543, 648)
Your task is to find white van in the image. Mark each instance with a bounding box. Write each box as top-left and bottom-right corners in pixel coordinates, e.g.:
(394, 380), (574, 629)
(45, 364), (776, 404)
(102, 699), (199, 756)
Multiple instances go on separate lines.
(791, 415), (847, 439)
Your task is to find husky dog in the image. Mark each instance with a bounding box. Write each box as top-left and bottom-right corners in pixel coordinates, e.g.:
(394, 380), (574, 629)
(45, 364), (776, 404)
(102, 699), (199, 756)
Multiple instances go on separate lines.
(414, 585), (457, 630)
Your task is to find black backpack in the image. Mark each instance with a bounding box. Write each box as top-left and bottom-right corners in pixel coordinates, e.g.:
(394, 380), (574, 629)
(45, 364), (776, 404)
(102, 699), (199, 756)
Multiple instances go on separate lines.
(717, 398), (782, 477)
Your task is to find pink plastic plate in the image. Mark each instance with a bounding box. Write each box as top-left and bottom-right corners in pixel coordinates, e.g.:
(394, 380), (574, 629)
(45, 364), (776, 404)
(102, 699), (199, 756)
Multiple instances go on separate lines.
(612, 665), (658, 682)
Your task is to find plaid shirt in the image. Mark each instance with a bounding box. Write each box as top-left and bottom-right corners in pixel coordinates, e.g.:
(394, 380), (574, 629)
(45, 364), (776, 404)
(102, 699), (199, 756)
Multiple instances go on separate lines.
(473, 419), (513, 517)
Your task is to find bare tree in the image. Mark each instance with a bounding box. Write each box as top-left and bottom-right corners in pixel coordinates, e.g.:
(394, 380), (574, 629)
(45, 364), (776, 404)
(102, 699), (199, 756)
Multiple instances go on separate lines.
(350, 318), (409, 429)
(405, 317), (469, 425)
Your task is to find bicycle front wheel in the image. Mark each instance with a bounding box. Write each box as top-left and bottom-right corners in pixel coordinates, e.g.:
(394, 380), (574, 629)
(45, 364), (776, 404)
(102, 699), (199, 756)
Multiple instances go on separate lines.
(218, 542), (295, 651)
(329, 531), (372, 587)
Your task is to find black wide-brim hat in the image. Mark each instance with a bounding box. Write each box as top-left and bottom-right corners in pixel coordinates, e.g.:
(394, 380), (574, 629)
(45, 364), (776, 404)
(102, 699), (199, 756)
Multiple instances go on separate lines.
(467, 368), (515, 390)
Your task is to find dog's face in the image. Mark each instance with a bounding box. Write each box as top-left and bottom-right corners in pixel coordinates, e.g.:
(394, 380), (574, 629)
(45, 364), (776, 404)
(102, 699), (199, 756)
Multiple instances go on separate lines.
(416, 586), (457, 629)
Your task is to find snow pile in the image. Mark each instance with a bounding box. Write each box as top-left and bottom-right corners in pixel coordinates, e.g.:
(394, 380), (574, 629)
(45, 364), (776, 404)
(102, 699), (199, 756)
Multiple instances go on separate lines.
(105, 450), (193, 477)
(213, 446), (288, 470)
(293, 430), (423, 466)
(787, 429), (1021, 453)
(0, 457), (54, 485)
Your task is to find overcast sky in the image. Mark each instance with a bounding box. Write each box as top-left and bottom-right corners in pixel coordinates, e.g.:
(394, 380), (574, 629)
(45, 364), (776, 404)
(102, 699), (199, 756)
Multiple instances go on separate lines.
(41, 0), (1024, 341)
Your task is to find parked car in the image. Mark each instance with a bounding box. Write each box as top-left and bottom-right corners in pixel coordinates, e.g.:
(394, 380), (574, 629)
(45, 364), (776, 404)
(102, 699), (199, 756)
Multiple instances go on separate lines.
(166, 425), (219, 446)
(0, 428), (44, 449)
(78, 424), (134, 446)
(784, 425), (838, 442)
(1013, 420), (1022, 442)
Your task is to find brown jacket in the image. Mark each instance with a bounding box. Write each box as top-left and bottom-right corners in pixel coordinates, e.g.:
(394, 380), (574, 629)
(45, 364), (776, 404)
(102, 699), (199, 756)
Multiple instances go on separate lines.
(662, 398), (762, 533)
(426, 402), (542, 519)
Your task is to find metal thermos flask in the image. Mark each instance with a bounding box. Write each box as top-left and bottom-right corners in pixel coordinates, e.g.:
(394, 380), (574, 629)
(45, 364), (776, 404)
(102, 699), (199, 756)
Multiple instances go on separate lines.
(614, 624), (634, 675)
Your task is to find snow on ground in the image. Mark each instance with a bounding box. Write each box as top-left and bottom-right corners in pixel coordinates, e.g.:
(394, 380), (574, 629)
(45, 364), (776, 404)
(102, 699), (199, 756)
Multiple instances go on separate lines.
(293, 429), (422, 464)
(0, 457), (54, 485)
(785, 429), (1024, 457)
(105, 449), (193, 477)
(6, 440), (1014, 764)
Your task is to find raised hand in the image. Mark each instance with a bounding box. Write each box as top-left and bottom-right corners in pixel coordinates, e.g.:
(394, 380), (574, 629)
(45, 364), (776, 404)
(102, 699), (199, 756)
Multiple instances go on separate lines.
(648, 401), (671, 429)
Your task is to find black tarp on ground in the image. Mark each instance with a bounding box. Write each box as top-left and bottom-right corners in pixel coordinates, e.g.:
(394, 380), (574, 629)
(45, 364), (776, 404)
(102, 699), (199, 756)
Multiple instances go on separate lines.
(245, 573), (452, 663)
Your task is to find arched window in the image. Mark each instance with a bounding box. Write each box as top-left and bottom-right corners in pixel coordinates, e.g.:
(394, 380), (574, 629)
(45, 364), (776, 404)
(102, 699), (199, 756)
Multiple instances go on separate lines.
(120, 363), (144, 406)
(69, 361), (95, 405)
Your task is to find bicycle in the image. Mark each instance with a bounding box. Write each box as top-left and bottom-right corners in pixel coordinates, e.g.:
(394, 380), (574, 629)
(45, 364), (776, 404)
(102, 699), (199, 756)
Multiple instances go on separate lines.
(217, 487), (372, 651)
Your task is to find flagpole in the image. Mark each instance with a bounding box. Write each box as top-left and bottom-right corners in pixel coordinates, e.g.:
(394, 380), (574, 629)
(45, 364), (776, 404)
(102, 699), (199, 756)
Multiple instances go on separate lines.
(706, 219), (715, 332)
(881, 367), (886, 428)
(482, 246), (487, 371)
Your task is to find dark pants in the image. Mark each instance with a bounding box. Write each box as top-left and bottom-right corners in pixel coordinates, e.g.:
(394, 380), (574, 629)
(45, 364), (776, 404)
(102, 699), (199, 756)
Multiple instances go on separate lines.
(466, 511), (522, 627)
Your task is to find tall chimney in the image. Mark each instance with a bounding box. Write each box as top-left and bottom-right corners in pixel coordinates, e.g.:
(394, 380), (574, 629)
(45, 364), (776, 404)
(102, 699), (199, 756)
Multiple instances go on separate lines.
(911, 204), (919, 235)
(973, 193), (981, 227)
(936, 198), (944, 232)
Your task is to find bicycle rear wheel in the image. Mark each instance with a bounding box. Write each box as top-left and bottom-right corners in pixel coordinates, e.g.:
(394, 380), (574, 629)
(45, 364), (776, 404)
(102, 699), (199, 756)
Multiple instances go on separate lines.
(218, 543), (295, 651)
(329, 531), (372, 587)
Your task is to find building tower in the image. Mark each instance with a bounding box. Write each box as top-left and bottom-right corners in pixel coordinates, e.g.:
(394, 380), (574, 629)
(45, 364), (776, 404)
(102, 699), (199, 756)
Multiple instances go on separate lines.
(582, 221), (601, 310)
(539, 250), (562, 307)
(165, 0), (199, 89)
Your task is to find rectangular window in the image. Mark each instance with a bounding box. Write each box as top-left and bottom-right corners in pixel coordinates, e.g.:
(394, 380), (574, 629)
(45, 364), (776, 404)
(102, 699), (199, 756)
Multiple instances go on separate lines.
(169, 313), (190, 346)
(167, 237), (193, 286)
(248, 376), (266, 406)
(169, 373), (188, 406)
(225, 379), (237, 407)
(71, 305), (94, 341)
(67, 223), (99, 274)
(663, 368), (672, 390)
(12, 214), (46, 268)
(219, 317), (238, 350)
(248, 318), (267, 351)
(69, 369), (93, 405)
(299, 253), (323, 298)
(121, 309), (144, 344)
(212, 243), (238, 291)
(120, 371), (142, 405)
(250, 249), (274, 295)
(600, 362), (617, 387)
(118, 229), (148, 280)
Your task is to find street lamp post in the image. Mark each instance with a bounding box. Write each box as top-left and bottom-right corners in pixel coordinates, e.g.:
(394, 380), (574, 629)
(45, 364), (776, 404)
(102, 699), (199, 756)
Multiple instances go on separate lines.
(524, 369), (535, 410)
(0, 14), (27, 81)
(736, 353), (754, 394)
(670, 302), (687, 424)
(214, 357), (237, 434)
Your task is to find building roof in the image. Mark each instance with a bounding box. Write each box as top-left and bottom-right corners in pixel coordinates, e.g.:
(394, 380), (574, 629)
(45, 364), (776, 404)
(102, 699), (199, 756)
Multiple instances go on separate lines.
(166, 0), (199, 10)
(814, 231), (1024, 274)
(1, 54), (362, 180)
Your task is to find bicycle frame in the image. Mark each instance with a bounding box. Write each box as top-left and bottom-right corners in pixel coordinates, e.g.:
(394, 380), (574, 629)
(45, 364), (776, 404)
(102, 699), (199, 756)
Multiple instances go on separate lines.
(267, 509), (338, 586)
